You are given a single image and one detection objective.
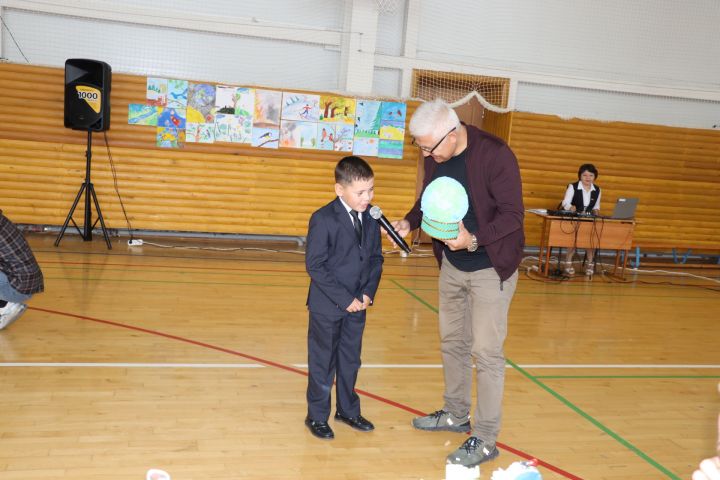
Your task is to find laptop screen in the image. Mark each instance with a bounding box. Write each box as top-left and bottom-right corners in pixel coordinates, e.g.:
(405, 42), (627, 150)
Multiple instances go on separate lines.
(612, 198), (639, 219)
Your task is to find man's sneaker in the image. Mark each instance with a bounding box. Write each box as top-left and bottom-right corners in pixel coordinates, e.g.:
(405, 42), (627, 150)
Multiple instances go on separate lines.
(412, 409), (470, 432)
(0, 302), (27, 330)
(446, 437), (499, 467)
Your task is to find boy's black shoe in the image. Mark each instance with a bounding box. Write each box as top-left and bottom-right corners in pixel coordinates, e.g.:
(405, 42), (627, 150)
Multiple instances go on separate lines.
(334, 412), (374, 431)
(305, 417), (334, 439)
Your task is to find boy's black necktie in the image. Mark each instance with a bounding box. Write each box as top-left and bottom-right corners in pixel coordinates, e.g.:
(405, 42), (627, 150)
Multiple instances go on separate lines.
(350, 210), (362, 245)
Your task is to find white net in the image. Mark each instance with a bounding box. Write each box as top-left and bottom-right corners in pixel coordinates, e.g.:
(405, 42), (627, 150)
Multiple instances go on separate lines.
(1, 1), (718, 129)
(412, 69), (513, 113)
(375, 0), (400, 14)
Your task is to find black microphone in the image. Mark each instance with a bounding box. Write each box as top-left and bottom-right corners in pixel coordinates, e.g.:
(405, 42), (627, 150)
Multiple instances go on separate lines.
(369, 205), (411, 254)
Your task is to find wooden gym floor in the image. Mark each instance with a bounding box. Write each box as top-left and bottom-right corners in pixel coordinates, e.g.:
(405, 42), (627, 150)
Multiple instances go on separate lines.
(1, 233), (718, 480)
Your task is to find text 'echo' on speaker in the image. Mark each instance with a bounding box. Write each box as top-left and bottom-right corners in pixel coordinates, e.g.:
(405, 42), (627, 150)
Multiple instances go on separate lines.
(64, 59), (112, 132)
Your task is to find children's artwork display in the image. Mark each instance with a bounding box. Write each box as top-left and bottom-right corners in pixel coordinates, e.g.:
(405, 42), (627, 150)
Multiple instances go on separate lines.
(354, 100), (382, 137)
(157, 107), (186, 130)
(128, 104), (158, 126)
(130, 77), (407, 153)
(377, 101), (406, 158)
(157, 126), (185, 148)
(215, 114), (252, 143)
(333, 123), (354, 152)
(353, 99), (381, 155)
(234, 88), (255, 117)
(378, 139), (404, 159)
(319, 96), (356, 124)
(254, 90), (282, 128)
(317, 124), (335, 150)
(186, 123), (215, 143)
(146, 78), (168, 106)
(187, 83), (216, 124)
(352, 137), (380, 156)
(167, 79), (188, 109)
(282, 92), (320, 122)
(379, 101), (406, 141)
(215, 85), (239, 114)
(280, 120), (317, 149)
(252, 127), (279, 149)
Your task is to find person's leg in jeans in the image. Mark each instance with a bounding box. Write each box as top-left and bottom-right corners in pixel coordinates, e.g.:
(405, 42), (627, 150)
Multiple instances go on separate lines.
(438, 259), (473, 419)
(468, 268), (518, 445)
(0, 272), (31, 304)
(0, 272), (31, 329)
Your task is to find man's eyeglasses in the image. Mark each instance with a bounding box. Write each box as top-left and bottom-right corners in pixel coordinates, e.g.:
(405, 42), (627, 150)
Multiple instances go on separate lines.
(412, 127), (456, 154)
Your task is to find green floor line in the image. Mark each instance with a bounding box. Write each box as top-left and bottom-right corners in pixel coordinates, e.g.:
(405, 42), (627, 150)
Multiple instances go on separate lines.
(507, 359), (679, 480)
(389, 279), (438, 313)
(391, 278), (680, 480)
(387, 283), (710, 299)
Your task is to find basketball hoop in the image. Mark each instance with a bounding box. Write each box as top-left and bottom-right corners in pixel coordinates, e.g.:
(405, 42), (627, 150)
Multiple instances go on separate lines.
(375, 0), (399, 14)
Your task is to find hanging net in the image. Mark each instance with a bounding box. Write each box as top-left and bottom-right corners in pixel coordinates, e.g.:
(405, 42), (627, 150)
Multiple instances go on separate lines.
(412, 69), (514, 113)
(375, 0), (400, 14)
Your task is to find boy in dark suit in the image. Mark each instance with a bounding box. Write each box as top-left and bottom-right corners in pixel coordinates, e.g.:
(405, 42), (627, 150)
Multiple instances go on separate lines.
(304, 156), (383, 440)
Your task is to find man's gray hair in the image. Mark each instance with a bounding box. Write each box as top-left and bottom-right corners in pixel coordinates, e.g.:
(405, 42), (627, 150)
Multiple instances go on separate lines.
(409, 98), (461, 139)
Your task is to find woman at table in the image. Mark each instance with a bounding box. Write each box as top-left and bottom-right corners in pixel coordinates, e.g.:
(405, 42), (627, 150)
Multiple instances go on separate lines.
(560, 163), (601, 276)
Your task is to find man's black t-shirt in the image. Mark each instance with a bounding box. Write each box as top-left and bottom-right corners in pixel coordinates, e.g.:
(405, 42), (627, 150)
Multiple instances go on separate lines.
(431, 150), (493, 272)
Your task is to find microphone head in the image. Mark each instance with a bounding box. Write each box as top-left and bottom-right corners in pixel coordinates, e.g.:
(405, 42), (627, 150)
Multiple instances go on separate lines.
(369, 205), (382, 220)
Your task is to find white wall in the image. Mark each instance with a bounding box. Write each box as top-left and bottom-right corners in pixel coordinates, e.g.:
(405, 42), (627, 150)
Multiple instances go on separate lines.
(0, 0), (345, 91)
(416, 0), (720, 90)
(1, 0), (718, 128)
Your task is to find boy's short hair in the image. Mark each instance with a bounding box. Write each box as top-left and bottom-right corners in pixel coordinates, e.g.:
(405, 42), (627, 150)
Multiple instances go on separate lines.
(335, 156), (374, 185)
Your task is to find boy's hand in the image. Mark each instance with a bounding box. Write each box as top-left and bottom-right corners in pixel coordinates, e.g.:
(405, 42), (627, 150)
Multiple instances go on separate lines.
(346, 298), (364, 313)
(362, 295), (372, 309)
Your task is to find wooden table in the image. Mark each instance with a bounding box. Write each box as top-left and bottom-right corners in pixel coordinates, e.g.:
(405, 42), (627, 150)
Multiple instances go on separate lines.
(534, 212), (635, 277)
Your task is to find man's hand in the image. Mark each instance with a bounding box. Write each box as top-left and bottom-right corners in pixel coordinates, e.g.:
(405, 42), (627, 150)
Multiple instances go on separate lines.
(445, 221), (473, 251)
(388, 219), (411, 247)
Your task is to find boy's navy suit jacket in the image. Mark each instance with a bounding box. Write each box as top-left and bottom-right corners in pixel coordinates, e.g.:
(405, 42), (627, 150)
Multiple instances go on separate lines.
(305, 197), (383, 315)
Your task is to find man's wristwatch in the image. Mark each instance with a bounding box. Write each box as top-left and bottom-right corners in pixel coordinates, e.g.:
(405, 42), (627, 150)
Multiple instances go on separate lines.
(467, 234), (479, 252)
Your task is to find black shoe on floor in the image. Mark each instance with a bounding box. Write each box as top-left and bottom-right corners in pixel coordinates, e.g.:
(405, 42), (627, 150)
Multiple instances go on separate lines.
(334, 412), (374, 431)
(305, 417), (334, 439)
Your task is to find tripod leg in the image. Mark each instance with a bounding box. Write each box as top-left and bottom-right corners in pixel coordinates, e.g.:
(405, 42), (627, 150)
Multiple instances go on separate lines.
(54, 183), (87, 247)
(88, 183), (112, 250)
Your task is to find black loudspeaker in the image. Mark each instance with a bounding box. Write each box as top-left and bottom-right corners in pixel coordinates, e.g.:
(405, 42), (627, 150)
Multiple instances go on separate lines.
(64, 59), (112, 131)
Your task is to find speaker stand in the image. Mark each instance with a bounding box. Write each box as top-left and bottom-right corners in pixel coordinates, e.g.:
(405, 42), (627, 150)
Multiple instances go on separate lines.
(55, 131), (112, 249)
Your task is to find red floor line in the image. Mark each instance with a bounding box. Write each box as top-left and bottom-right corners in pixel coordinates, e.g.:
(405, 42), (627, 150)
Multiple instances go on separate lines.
(29, 306), (583, 480)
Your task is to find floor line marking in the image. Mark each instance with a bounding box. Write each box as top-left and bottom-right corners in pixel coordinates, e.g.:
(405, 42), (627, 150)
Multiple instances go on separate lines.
(3, 362), (719, 371)
(507, 358), (680, 480)
(391, 278), (680, 480)
(25, 305), (582, 480)
(0, 362), (263, 368)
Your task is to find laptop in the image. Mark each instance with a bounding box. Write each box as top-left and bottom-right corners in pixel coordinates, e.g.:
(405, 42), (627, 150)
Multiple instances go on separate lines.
(610, 197), (639, 219)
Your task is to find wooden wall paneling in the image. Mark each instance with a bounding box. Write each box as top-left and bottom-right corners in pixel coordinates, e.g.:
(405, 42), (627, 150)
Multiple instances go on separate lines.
(511, 112), (720, 249)
(0, 63), (418, 237)
(4, 63), (717, 251)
